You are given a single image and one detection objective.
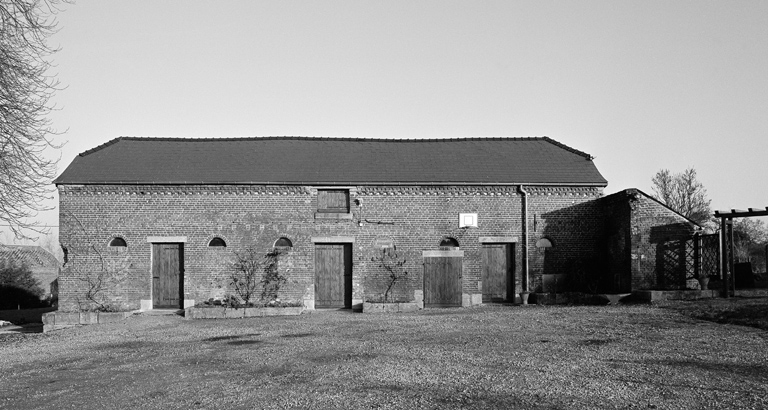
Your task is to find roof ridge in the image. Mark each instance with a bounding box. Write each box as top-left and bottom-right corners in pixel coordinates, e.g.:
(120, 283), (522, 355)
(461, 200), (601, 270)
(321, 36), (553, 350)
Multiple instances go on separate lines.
(80, 136), (553, 152)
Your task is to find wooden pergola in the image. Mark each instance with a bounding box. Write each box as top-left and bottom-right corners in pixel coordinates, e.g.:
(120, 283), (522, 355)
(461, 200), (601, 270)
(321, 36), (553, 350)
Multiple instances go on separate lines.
(714, 207), (768, 297)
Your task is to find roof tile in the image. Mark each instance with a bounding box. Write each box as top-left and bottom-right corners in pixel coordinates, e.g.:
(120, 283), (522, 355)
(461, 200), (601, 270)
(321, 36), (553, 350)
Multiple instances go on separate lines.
(54, 137), (607, 186)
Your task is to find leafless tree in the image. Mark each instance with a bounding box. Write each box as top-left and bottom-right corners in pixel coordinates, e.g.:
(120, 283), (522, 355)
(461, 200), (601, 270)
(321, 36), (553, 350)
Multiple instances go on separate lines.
(1, 0), (70, 239)
(370, 246), (409, 302)
(733, 218), (768, 271)
(652, 168), (712, 224)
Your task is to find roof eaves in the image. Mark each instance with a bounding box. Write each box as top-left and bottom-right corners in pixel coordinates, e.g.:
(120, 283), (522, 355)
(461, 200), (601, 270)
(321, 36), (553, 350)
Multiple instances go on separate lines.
(56, 180), (609, 187)
(607, 188), (703, 227)
(79, 137), (125, 156)
(540, 136), (595, 160)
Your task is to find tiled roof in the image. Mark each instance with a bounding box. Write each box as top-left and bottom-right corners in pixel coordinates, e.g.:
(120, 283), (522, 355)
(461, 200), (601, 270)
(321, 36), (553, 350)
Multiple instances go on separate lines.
(54, 137), (607, 186)
(0, 245), (60, 268)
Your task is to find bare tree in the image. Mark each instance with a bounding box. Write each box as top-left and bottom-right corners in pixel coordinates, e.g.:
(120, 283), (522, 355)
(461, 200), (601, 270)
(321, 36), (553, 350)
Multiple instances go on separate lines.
(733, 218), (768, 272)
(370, 246), (409, 302)
(1, 0), (69, 239)
(651, 168), (712, 224)
(229, 247), (285, 307)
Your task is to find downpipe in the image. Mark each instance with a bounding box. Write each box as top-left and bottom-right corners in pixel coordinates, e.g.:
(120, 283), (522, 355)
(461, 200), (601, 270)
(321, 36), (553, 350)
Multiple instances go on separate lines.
(518, 185), (529, 297)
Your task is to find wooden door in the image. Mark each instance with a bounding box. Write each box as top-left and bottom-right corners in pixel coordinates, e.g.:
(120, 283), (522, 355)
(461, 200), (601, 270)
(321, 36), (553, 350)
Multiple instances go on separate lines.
(481, 243), (513, 302)
(152, 243), (183, 308)
(423, 256), (462, 307)
(315, 243), (352, 308)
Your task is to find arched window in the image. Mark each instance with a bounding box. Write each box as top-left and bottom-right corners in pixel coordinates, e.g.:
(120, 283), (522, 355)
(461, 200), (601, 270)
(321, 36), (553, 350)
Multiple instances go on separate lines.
(108, 237), (127, 247)
(274, 237), (293, 249)
(536, 237), (553, 248)
(208, 237), (227, 247)
(439, 237), (460, 250)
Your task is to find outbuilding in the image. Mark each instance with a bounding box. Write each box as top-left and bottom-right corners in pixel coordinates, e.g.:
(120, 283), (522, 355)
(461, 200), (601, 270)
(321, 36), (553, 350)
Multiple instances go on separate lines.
(54, 136), (609, 311)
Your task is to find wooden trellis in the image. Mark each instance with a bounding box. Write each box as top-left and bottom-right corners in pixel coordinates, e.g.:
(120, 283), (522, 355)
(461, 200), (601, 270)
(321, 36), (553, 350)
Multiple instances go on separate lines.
(700, 234), (720, 278)
(658, 233), (720, 291)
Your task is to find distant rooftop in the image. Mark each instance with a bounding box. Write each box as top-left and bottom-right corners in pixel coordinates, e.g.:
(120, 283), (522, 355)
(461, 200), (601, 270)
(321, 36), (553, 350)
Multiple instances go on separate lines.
(0, 245), (60, 268)
(54, 136), (608, 186)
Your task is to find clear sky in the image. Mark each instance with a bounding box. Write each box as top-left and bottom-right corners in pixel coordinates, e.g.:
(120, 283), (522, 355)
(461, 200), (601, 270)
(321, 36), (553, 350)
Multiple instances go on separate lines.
(4, 0), (768, 243)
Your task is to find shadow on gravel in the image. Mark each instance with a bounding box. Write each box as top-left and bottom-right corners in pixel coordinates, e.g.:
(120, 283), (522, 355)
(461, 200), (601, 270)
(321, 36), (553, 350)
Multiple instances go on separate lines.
(99, 341), (155, 350)
(580, 338), (618, 346)
(646, 358), (768, 381)
(307, 352), (379, 364)
(228, 340), (263, 346)
(203, 333), (261, 342)
(611, 357), (768, 383)
(0, 323), (44, 334)
(281, 333), (313, 338)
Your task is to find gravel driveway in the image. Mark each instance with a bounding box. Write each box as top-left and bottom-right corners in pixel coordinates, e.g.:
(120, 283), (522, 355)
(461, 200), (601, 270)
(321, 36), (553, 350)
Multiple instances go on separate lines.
(1, 305), (766, 409)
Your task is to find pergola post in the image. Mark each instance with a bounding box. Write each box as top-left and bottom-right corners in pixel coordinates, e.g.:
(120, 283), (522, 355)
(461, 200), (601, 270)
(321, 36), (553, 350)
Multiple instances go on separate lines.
(693, 232), (700, 283)
(727, 219), (735, 296)
(720, 217), (729, 298)
(714, 207), (768, 298)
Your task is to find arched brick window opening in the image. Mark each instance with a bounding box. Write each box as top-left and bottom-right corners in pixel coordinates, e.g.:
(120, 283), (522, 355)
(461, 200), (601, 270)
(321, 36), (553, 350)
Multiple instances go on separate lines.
(274, 237), (293, 250)
(536, 237), (553, 248)
(108, 237), (127, 247)
(439, 237), (460, 250)
(208, 237), (227, 247)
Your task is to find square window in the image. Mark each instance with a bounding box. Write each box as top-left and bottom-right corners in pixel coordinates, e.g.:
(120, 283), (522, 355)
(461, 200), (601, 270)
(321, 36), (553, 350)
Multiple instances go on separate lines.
(317, 189), (350, 213)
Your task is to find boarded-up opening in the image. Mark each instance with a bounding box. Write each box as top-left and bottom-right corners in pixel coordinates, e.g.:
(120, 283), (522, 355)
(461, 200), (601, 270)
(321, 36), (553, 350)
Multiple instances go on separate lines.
(317, 189), (350, 213)
(152, 243), (183, 309)
(481, 243), (514, 302)
(423, 252), (462, 307)
(315, 243), (352, 308)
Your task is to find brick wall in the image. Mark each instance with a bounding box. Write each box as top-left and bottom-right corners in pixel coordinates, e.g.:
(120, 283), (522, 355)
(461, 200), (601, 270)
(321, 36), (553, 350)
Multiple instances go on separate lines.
(528, 187), (605, 292)
(598, 191), (633, 293)
(57, 184), (603, 311)
(597, 189), (697, 292)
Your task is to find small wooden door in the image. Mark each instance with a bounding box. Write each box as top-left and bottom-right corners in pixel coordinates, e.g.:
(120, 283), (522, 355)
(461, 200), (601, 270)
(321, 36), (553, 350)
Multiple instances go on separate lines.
(315, 243), (352, 308)
(481, 243), (514, 302)
(152, 243), (183, 308)
(423, 256), (462, 307)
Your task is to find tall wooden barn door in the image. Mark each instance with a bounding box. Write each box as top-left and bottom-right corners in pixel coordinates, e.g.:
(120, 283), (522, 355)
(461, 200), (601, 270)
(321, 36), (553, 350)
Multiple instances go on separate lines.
(423, 255), (462, 307)
(152, 243), (184, 309)
(315, 243), (352, 308)
(481, 243), (514, 302)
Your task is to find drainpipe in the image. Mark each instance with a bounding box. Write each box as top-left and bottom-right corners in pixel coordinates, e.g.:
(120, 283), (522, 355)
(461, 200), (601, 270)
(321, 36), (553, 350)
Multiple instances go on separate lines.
(518, 185), (529, 293)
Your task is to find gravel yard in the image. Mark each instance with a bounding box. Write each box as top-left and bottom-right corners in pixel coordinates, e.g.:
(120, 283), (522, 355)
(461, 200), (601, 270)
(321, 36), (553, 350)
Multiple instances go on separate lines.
(1, 304), (767, 409)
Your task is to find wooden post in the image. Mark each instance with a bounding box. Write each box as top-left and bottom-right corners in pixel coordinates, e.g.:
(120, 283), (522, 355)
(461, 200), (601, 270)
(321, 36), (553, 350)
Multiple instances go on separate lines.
(727, 219), (735, 297)
(693, 232), (700, 282)
(720, 217), (729, 298)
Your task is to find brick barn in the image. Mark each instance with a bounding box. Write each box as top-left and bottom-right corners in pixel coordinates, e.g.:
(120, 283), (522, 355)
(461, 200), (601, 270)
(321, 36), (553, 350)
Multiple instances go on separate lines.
(54, 136), (614, 312)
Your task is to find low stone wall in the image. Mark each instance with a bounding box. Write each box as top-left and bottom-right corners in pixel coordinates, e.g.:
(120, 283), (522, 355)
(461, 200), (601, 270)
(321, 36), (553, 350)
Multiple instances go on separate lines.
(533, 292), (608, 305)
(184, 306), (305, 319)
(362, 302), (421, 313)
(42, 311), (133, 333)
(534, 292), (635, 305)
(633, 290), (719, 302)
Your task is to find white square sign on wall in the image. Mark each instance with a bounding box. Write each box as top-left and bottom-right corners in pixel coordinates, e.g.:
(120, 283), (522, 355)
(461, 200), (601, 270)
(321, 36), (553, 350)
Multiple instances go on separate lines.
(459, 213), (478, 228)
